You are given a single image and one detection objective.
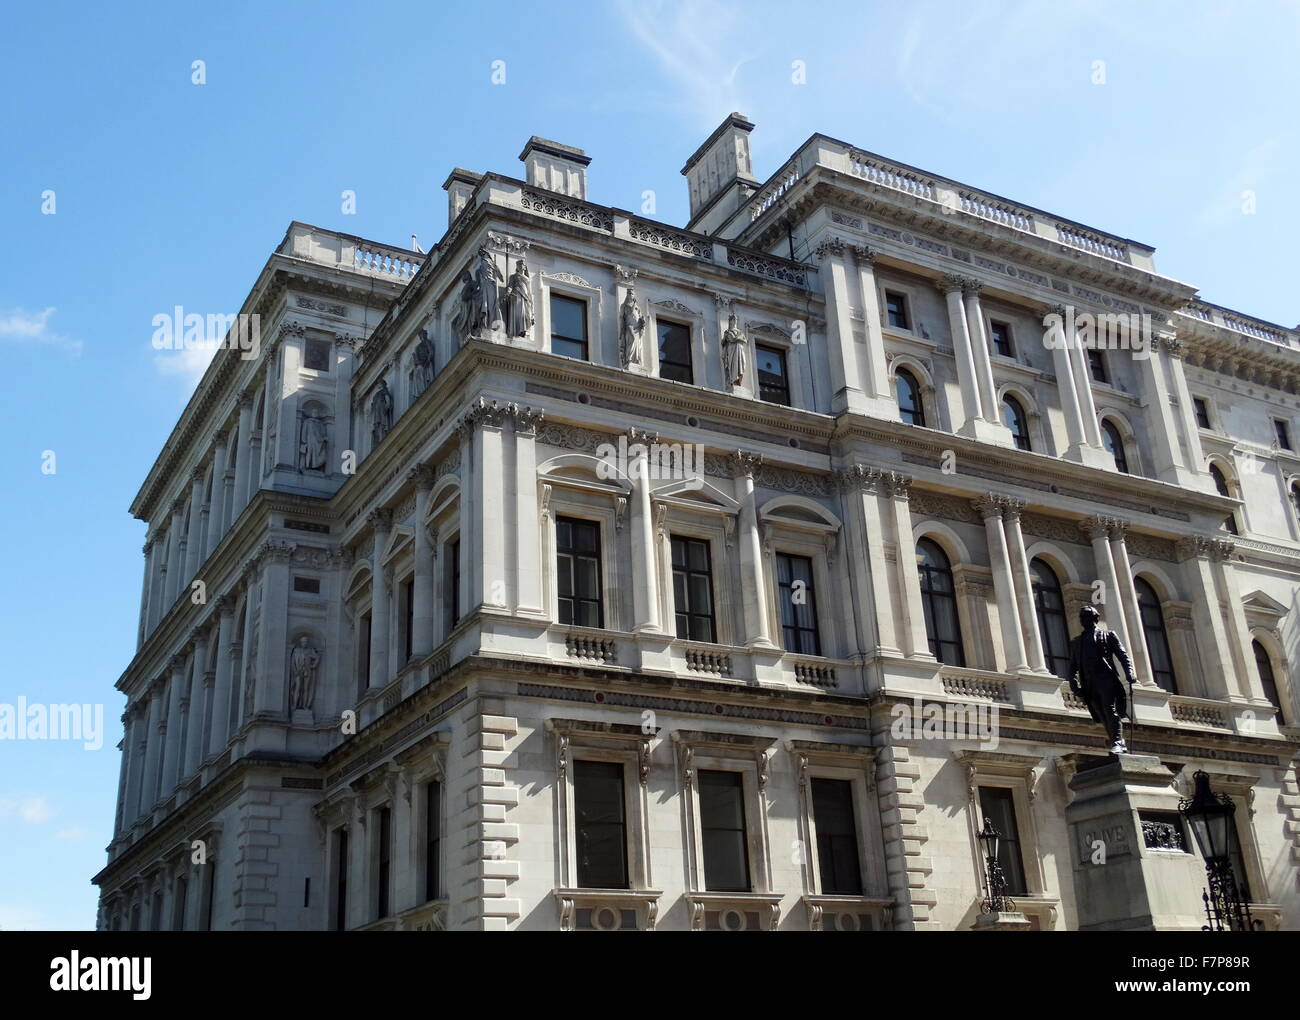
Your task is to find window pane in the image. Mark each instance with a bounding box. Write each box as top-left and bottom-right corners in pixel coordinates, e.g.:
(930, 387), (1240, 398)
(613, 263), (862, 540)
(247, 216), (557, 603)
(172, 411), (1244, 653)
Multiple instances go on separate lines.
(550, 295), (588, 360)
(699, 770), (750, 892)
(978, 787), (1027, 896)
(574, 760), (628, 889)
(812, 778), (863, 895)
(657, 320), (693, 383)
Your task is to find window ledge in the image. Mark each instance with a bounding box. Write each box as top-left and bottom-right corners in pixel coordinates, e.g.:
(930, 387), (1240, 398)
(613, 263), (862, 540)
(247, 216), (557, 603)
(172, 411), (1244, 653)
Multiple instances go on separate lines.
(686, 891), (782, 931)
(804, 894), (894, 931)
(553, 889), (662, 931)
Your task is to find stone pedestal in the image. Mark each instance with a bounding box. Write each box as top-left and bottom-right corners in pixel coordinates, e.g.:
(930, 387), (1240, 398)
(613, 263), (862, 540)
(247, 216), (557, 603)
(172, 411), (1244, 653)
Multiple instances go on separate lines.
(1065, 754), (1206, 930)
(971, 910), (1031, 931)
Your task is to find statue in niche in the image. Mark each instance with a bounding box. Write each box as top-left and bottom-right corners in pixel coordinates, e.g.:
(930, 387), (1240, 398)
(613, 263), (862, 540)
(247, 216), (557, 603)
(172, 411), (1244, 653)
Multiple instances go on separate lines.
(1067, 604), (1136, 755)
(370, 379), (394, 445)
(619, 288), (646, 367)
(452, 269), (478, 343)
(289, 635), (321, 711)
(411, 329), (435, 396)
(298, 412), (328, 472)
(505, 259), (534, 338)
(472, 246), (504, 334)
(721, 312), (747, 386)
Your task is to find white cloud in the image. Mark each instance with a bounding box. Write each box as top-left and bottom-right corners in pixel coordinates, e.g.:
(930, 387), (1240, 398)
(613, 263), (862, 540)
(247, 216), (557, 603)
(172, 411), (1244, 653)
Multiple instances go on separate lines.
(154, 342), (219, 390)
(55, 825), (88, 841)
(1196, 136), (1287, 229)
(0, 307), (82, 355)
(0, 794), (53, 824)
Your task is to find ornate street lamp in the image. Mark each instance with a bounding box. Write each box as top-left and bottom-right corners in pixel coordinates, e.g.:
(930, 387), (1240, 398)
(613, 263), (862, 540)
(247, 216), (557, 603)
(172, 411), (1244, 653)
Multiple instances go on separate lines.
(977, 817), (1014, 914)
(1179, 770), (1254, 932)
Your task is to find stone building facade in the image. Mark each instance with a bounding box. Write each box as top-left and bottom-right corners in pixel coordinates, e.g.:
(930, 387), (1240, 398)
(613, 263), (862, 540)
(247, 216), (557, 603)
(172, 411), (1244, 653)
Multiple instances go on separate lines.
(94, 114), (1300, 931)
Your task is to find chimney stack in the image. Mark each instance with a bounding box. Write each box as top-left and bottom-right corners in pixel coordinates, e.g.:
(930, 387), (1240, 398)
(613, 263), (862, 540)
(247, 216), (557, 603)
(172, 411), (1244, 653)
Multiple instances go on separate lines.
(519, 137), (591, 200)
(681, 113), (758, 232)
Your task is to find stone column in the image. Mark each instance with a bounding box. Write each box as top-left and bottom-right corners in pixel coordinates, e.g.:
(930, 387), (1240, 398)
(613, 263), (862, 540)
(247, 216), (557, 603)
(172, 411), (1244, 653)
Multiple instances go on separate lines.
(962, 281), (1001, 424)
(1106, 521), (1153, 687)
(973, 495), (1029, 672)
(458, 418), (474, 619)
(1177, 537), (1234, 700)
(138, 540), (157, 647)
(255, 543), (292, 717)
(1165, 338), (1209, 488)
(939, 276), (985, 431)
(461, 398), (508, 612)
(1002, 499), (1046, 672)
(160, 653), (188, 794)
(410, 465), (437, 658)
(835, 466), (898, 656)
(113, 729), (130, 835)
(1081, 516), (1132, 654)
(165, 500), (185, 607)
(852, 247), (895, 413)
(1210, 539), (1263, 702)
(209, 597), (236, 756)
(629, 429), (662, 633)
(734, 452), (774, 648)
(185, 467), (206, 581)
(233, 393), (254, 512)
(207, 433), (228, 556)
(120, 708), (140, 829)
(184, 637), (209, 778)
(146, 533), (166, 631)
(816, 240), (868, 415)
(140, 680), (165, 813)
(512, 406), (545, 615)
(1066, 317), (1104, 449)
(885, 473), (935, 660)
(368, 509), (393, 690)
(1045, 304), (1090, 459)
(1135, 335), (1188, 485)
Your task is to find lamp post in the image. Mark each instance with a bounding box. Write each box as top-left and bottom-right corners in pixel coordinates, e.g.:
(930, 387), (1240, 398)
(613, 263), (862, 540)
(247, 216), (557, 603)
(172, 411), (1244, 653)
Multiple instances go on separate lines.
(977, 817), (1014, 914)
(1178, 770), (1254, 932)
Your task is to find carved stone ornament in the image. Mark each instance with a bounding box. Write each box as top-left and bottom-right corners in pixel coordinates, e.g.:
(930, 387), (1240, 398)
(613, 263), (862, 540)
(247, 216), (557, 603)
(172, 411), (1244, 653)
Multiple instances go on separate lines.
(289, 636), (321, 711)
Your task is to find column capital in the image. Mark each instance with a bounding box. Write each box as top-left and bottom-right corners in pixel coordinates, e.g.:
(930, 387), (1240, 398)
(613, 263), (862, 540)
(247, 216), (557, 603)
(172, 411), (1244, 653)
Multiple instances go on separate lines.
(960, 278), (984, 296)
(367, 507), (394, 531)
(237, 391), (255, 409)
(1209, 537), (1236, 561)
(509, 404), (545, 435)
(732, 450), (763, 477)
(881, 471), (913, 499)
(1001, 496), (1027, 521)
(213, 428), (228, 444)
(814, 238), (846, 261)
(627, 426), (659, 447)
(937, 273), (966, 296)
(168, 653), (187, 673)
(407, 463), (436, 492)
(1105, 518), (1130, 540)
(1079, 515), (1113, 541)
(850, 244), (876, 265)
(833, 464), (882, 492)
(191, 465), (207, 484)
(170, 498), (185, 516)
(457, 396), (510, 435)
(1174, 535), (1214, 561)
(971, 493), (1005, 520)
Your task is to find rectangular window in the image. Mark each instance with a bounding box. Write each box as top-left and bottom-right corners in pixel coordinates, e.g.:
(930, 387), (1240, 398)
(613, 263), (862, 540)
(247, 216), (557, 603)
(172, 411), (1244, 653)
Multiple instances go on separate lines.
(376, 806), (392, 920)
(755, 344), (790, 405)
(1193, 397), (1211, 430)
(202, 862), (216, 931)
(1275, 419), (1293, 451)
(333, 828), (348, 931)
(293, 575), (321, 594)
(989, 320), (1013, 358)
(884, 291), (910, 330)
(775, 552), (821, 656)
(172, 876), (188, 931)
(550, 294), (589, 361)
(1229, 815), (1253, 903)
(1087, 348), (1108, 383)
(977, 787), (1028, 897)
(425, 781), (441, 902)
(574, 760), (629, 889)
(671, 535), (716, 642)
(304, 338), (332, 372)
(357, 612), (372, 696)
(402, 576), (414, 663)
(556, 517), (603, 628)
(657, 319), (693, 383)
(447, 539), (461, 630)
(812, 778), (863, 895)
(699, 770), (750, 892)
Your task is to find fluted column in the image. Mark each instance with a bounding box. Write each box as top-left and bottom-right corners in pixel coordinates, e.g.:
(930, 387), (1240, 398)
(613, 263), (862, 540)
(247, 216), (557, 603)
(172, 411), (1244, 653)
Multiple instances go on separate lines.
(1106, 520), (1153, 686)
(146, 532), (166, 631)
(1066, 317), (1104, 449)
(164, 500), (185, 607)
(140, 680), (165, 812)
(1165, 338), (1210, 489)
(962, 281), (1001, 425)
(1081, 516), (1132, 654)
(368, 509), (393, 690)
(885, 473), (934, 660)
(460, 397), (508, 613)
(1177, 537), (1236, 699)
(629, 429), (662, 633)
(1002, 499), (1046, 672)
(1211, 539), (1264, 702)
(974, 495), (1029, 672)
(512, 405), (545, 615)
(852, 247), (895, 412)
(209, 597), (236, 755)
(836, 466), (898, 656)
(113, 726), (130, 835)
(816, 239), (868, 415)
(233, 393), (254, 512)
(139, 539), (157, 646)
(120, 707), (141, 828)
(939, 276), (984, 431)
(184, 636), (209, 778)
(735, 452), (775, 648)
(410, 465), (437, 658)
(1044, 304), (1090, 458)
(207, 433), (228, 556)
(160, 653), (188, 794)
(184, 468), (206, 581)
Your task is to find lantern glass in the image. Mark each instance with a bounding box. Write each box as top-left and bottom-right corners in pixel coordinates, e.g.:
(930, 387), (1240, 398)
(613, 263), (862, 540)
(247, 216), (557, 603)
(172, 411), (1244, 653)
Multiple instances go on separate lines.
(978, 818), (1001, 860)
(1182, 771), (1234, 861)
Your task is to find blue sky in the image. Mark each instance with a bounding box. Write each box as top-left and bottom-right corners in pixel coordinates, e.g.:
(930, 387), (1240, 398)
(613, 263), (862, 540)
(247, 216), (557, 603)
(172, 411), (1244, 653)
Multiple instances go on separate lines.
(1, 0), (1296, 930)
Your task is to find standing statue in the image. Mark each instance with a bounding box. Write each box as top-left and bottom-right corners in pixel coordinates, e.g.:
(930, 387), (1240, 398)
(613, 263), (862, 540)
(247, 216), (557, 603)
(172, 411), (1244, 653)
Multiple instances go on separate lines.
(371, 379), (394, 445)
(289, 635), (321, 711)
(411, 329), (435, 397)
(619, 288), (646, 367)
(452, 269), (478, 344)
(298, 413), (328, 472)
(721, 312), (747, 386)
(472, 247), (504, 334)
(1068, 604), (1136, 755)
(505, 259), (534, 338)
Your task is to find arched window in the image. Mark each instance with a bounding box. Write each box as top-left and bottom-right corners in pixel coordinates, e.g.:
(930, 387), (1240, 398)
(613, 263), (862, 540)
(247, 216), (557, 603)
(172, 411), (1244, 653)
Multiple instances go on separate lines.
(1292, 482), (1300, 522)
(1030, 558), (1070, 678)
(916, 538), (964, 666)
(896, 369), (925, 427)
(1209, 464), (1238, 535)
(1101, 419), (1128, 473)
(1134, 577), (1176, 694)
(1252, 640), (1283, 718)
(1002, 396), (1031, 451)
